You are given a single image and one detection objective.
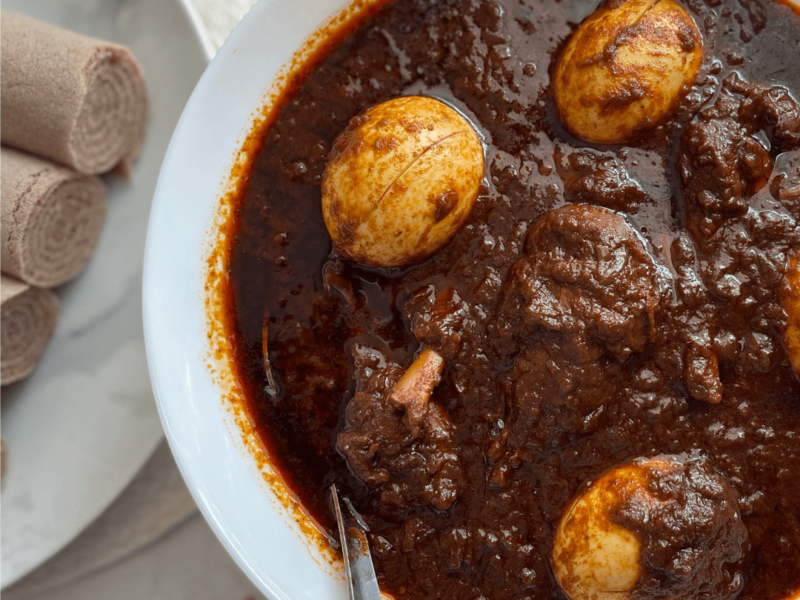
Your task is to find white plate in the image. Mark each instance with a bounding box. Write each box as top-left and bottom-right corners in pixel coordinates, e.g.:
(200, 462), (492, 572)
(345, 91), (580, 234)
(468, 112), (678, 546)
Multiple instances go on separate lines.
(144, 2), (800, 600)
(143, 0), (358, 598)
(0, 0), (207, 587)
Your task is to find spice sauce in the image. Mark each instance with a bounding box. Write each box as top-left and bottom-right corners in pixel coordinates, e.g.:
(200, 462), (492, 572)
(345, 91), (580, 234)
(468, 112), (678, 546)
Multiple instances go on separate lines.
(222, 0), (800, 597)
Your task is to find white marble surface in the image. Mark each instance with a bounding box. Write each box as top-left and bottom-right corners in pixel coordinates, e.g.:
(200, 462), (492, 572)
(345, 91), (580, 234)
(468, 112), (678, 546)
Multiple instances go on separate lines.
(4, 441), (198, 598)
(7, 515), (266, 600)
(181, 0), (258, 58)
(0, 0), (207, 587)
(3, 0), (269, 598)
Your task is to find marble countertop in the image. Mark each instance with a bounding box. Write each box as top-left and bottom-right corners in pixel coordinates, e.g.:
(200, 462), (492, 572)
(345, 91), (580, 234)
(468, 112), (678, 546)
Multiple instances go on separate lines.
(7, 513), (266, 600)
(3, 1), (264, 599)
(184, 0), (257, 57)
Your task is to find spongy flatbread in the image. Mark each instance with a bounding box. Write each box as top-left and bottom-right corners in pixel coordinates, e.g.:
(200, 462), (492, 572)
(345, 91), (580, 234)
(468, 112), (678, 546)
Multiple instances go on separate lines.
(1, 10), (148, 176)
(1, 148), (107, 288)
(1, 275), (60, 385)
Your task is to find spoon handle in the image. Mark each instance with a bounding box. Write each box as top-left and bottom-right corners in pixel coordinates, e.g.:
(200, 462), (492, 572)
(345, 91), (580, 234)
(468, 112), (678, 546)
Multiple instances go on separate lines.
(330, 485), (383, 600)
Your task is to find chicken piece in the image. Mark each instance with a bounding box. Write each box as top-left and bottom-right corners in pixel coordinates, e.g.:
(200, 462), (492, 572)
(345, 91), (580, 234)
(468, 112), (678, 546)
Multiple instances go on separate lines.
(679, 74), (800, 240)
(388, 347), (445, 437)
(497, 204), (664, 362)
(507, 343), (613, 454)
(337, 345), (463, 514)
(405, 285), (470, 360)
(554, 148), (646, 213)
(728, 73), (800, 152)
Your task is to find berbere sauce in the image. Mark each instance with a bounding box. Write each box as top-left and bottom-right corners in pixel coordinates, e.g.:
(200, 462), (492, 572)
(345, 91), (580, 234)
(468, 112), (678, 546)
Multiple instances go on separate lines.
(222, 0), (800, 597)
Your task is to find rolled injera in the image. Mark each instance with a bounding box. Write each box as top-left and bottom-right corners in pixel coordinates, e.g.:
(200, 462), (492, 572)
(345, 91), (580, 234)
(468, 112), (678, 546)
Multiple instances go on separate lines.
(1, 10), (148, 176)
(1, 148), (107, 288)
(1, 275), (60, 385)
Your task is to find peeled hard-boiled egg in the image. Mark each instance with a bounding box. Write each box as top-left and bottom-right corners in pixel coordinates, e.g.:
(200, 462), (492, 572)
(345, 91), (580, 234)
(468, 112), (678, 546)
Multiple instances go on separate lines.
(554, 0), (704, 144)
(321, 96), (484, 268)
(552, 460), (657, 600)
(552, 455), (746, 600)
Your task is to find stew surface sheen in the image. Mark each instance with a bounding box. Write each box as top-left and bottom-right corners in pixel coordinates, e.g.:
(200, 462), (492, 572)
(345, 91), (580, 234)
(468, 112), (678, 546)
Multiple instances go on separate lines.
(224, 0), (800, 597)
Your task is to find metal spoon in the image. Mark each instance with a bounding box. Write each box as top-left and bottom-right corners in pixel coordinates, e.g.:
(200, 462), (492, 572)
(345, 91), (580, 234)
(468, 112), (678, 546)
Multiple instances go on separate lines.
(330, 484), (382, 600)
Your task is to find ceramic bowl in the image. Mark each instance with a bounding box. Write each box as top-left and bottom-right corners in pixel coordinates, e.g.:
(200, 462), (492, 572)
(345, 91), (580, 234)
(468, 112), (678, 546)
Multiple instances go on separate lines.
(142, 0), (356, 598)
(143, 1), (800, 599)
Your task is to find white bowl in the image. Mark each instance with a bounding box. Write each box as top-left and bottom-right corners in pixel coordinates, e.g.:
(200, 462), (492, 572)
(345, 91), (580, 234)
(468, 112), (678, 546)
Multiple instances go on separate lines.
(142, 0), (361, 598)
(144, 1), (800, 599)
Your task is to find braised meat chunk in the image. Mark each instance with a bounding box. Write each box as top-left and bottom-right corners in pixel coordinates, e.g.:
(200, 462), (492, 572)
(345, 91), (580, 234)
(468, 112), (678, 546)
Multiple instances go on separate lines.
(336, 344), (465, 514)
(505, 344), (619, 455)
(554, 149), (647, 213)
(405, 285), (471, 361)
(496, 204), (665, 363)
(679, 73), (800, 239)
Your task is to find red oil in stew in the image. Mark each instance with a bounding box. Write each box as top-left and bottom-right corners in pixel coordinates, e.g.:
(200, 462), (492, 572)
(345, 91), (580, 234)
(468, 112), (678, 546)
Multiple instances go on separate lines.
(223, 0), (800, 597)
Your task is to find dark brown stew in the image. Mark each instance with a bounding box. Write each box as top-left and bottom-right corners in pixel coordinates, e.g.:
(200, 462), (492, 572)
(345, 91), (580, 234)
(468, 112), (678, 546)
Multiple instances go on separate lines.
(225, 0), (800, 597)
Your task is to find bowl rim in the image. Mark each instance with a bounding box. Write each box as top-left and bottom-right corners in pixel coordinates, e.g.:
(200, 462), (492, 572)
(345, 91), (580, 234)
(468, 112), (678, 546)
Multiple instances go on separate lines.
(142, 0), (366, 597)
(144, 0), (800, 599)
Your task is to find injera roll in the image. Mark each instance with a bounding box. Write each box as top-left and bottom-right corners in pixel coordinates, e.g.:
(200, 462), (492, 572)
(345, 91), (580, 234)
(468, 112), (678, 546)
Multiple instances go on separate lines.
(1, 10), (148, 176)
(1, 148), (107, 288)
(1, 275), (60, 385)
